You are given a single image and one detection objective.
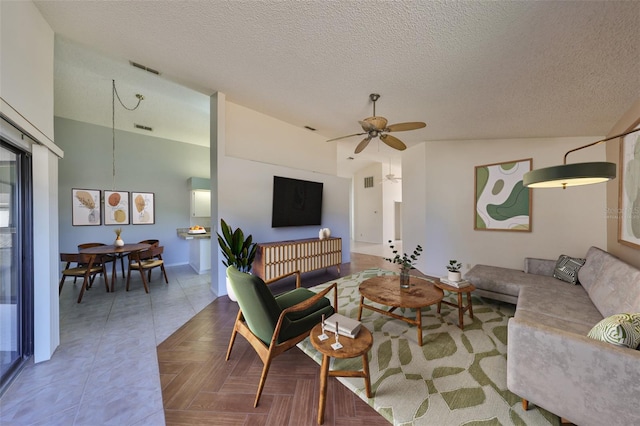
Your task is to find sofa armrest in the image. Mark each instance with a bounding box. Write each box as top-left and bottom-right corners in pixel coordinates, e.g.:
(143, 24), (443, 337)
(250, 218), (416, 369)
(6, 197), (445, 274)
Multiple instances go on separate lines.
(507, 317), (640, 426)
(523, 257), (555, 276)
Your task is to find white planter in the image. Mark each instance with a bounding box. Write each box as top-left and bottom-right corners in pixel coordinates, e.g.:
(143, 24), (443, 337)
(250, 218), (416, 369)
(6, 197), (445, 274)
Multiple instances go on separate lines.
(226, 275), (237, 302)
(447, 271), (461, 282)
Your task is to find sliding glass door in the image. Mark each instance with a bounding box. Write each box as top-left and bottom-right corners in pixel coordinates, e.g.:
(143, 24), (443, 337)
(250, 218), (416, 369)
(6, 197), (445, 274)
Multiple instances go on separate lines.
(0, 139), (32, 395)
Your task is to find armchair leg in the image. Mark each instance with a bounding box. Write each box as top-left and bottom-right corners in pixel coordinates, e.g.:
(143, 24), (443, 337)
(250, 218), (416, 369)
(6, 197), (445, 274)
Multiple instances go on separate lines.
(254, 352), (274, 407)
(226, 311), (242, 361)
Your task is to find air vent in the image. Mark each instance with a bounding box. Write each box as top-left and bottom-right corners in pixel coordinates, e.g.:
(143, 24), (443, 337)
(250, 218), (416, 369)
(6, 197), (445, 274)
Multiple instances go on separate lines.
(134, 124), (153, 132)
(364, 176), (374, 188)
(303, 125), (317, 131)
(130, 61), (160, 75)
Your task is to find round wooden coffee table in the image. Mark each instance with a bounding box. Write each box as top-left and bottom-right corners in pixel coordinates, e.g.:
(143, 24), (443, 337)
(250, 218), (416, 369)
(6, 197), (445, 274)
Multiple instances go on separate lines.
(310, 323), (373, 425)
(434, 280), (476, 330)
(357, 275), (443, 346)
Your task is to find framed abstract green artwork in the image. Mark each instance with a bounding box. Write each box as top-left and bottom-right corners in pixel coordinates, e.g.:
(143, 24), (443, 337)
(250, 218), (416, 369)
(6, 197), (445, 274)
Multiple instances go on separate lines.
(475, 159), (532, 232)
(618, 122), (640, 249)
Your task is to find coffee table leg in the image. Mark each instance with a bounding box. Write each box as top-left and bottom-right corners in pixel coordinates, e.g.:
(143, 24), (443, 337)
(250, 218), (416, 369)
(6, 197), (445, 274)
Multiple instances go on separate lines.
(318, 354), (330, 424)
(416, 307), (422, 346)
(457, 292), (464, 330)
(467, 291), (474, 319)
(362, 353), (372, 398)
(357, 296), (364, 320)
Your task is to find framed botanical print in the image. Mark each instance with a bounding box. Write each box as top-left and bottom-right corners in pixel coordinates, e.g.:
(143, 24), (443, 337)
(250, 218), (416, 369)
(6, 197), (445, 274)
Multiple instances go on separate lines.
(475, 158), (532, 232)
(131, 192), (155, 224)
(104, 190), (129, 225)
(72, 188), (101, 226)
(618, 122), (640, 248)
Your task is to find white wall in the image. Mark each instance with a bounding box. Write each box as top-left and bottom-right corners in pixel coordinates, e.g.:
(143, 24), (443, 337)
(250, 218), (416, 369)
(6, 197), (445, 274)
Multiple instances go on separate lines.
(226, 101), (336, 175)
(605, 97), (640, 268)
(403, 137), (608, 278)
(353, 163), (383, 243)
(382, 168), (402, 243)
(0, 1), (58, 155)
(1, 1), (60, 362)
(213, 96), (350, 297)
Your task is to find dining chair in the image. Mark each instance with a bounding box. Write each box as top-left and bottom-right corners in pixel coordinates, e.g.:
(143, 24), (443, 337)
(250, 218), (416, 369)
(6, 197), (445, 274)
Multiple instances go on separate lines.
(132, 239), (160, 278)
(77, 242), (123, 282)
(225, 265), (337, 407)
(126, 245), (168, 293)
(59, 253), (108, 303)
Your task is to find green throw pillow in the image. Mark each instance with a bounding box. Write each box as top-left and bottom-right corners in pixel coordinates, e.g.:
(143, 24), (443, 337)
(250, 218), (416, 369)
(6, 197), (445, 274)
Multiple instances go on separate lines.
(553, 255), (586, 284)
(587, 313), (640, 349)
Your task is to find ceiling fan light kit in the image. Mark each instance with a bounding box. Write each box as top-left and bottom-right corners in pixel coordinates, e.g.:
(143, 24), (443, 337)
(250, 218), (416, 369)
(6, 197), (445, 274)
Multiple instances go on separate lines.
(327, 93), (426, 154)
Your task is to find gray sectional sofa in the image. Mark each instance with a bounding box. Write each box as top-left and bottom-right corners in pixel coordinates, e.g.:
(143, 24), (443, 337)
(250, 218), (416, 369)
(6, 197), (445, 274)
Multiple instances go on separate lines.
(465, 246), (640, 426)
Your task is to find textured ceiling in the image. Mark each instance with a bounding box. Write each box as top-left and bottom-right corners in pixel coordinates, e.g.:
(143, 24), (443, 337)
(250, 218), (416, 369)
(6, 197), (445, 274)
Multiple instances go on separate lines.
(36, 1), (640, 175)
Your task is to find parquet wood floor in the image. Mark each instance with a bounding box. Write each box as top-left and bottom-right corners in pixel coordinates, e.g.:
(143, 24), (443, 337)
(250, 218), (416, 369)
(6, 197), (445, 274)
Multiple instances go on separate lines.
(158, 253), (391, 425)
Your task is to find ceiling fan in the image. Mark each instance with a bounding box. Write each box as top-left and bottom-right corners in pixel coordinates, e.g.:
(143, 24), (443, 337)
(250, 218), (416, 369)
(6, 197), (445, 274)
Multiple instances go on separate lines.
(381, 159), (402, 184)
(327, 93), (426, 154)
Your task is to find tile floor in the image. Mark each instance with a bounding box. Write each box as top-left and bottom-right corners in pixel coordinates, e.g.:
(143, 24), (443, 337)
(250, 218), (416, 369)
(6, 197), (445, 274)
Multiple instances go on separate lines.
(0, 242), (388, 425)
(0, 264), (215, 425)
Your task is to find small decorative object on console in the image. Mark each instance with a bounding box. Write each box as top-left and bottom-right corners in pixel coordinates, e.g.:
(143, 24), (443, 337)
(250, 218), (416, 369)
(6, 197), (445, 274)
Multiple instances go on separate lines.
(319, 227), (331, 239)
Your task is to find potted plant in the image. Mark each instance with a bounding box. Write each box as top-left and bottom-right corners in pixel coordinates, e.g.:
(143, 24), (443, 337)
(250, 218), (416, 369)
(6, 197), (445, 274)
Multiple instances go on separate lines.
(217, 218), (258, 301)
(384, 240), (423, 289)
(447, 259), (462, 282)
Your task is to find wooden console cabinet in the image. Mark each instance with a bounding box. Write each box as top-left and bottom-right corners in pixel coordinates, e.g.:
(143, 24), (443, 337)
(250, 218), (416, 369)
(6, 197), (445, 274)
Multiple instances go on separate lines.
(253, 237), (342, 281)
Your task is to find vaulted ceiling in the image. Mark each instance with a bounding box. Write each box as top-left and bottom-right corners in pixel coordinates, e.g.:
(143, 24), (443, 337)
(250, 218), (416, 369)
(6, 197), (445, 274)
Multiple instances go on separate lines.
(37, 1), (640, 175)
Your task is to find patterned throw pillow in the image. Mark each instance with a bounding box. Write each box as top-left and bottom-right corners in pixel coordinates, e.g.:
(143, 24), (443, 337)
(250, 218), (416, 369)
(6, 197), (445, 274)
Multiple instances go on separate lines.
(553, 255), (586, 284)
(587, 313), (640, 349)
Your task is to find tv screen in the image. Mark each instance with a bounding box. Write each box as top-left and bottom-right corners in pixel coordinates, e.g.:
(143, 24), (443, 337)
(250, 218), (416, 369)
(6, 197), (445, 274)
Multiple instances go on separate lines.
(271, 176), (323, 227)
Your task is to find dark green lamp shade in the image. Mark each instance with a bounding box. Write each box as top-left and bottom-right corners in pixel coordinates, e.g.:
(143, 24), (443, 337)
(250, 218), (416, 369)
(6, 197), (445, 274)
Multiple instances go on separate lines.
(523, 162), (616, 189)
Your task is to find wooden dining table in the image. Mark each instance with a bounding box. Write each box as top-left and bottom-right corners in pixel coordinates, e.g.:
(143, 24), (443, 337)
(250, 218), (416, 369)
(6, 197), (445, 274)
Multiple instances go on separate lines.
(79, 243), (150, 292)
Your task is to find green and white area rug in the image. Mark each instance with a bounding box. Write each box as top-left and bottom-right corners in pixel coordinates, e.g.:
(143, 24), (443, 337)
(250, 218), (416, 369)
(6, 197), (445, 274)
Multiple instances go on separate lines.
(298, 269), (559, 426)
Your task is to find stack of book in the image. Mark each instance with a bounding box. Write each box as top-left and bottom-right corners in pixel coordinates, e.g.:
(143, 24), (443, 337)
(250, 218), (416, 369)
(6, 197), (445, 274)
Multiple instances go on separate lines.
(323, 313), (362, 338)
(439, 277), (471, 288)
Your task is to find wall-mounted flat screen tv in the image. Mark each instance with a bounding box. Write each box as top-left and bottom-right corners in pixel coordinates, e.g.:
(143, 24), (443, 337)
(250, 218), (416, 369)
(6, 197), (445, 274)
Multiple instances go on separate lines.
(272, 176), (323, 227)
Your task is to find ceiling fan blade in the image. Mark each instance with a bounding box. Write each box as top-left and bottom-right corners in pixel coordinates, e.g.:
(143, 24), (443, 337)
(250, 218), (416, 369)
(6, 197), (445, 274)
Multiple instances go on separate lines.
(326, 132), (367, 142)
(380, 134), (407, 151)
(354, 136), (372, 154)
(386, 122), (427, 132)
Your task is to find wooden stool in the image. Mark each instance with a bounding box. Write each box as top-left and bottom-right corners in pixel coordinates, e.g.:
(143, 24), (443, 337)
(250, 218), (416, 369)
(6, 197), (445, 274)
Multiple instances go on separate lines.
(434, 281), (476, 330)
(310, 323), (373, 424)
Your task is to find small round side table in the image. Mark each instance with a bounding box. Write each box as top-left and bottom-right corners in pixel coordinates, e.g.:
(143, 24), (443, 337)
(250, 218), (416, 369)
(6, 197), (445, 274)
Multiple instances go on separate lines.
(434, 281), (476, 330)
(310, 323), (373, 425)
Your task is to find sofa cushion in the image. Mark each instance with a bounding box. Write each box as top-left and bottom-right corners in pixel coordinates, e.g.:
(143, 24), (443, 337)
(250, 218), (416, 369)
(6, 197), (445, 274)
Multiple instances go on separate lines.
(465, 264), (561, 298)
(587, 313), (640, 349)
(580, 247), (640, 317)
(515, 284), (603, 334)
(553, 254), (586, 284)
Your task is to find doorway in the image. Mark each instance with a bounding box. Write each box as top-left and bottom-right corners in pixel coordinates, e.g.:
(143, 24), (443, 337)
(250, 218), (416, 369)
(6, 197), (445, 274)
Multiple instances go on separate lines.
(0, 137), (33, 396)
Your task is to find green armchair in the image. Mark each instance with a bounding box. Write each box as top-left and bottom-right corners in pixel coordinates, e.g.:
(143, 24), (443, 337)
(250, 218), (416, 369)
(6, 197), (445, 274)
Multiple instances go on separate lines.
(225, 265), (337, 407)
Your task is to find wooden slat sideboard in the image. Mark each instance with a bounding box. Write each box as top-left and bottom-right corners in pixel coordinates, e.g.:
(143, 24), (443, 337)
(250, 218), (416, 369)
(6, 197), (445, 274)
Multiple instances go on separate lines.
(253, 237), (342, 281)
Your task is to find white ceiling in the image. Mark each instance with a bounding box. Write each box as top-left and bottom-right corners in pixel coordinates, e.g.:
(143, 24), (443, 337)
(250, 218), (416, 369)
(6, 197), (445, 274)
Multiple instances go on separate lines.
(37, 1), (640, 176)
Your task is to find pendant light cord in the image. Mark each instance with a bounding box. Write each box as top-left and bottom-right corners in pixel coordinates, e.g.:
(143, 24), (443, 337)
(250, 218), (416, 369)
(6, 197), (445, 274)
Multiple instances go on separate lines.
(112, 79), (144, 190)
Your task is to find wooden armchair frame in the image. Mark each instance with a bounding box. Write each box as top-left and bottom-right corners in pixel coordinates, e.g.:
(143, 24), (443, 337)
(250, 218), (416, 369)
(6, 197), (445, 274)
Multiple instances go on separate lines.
(225, 270), (338, 407)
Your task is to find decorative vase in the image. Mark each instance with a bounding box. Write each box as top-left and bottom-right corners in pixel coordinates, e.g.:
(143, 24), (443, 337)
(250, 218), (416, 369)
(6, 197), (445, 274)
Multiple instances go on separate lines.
(319, 229), (325, 239)
(448, 271), (461, 282)
(115, 236), (124, 247)
(226, 275), (238, 302)
(400, 267), (411, 289)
